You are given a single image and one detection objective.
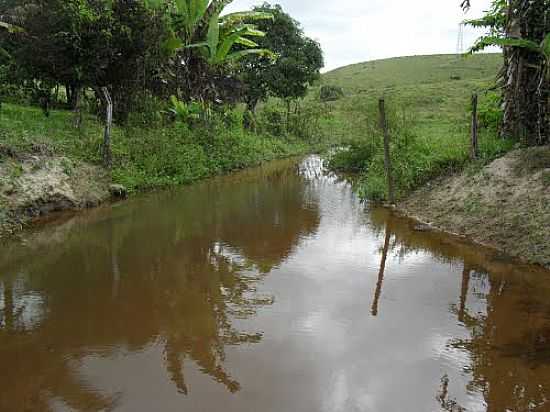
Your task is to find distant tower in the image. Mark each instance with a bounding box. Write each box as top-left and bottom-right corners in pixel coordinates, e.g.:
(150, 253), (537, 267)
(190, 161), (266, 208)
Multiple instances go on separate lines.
(456, 23), (465, 56)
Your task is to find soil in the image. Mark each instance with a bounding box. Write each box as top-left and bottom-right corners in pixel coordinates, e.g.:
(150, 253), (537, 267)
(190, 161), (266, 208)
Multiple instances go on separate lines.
(398, 146), (550, 268)
(0, 150), (110, 239)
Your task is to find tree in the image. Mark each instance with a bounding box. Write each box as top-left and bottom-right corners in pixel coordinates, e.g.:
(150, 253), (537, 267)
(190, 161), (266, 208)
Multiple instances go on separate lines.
(0, 19), (23, 110)
(9, 0), (171, 122)
(187, 11), (274, 66)
(464, 0), (550, 145)
(238, 3), (324, 112)
(145, 0), (274, 104)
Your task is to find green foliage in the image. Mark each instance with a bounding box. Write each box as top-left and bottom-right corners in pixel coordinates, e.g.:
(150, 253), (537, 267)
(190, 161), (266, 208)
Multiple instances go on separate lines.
(238, 3), (324, 109)
(187, 10), (275, 66)
(257, 104), (286, 137)
(5, 0), (172, 121)
(323, 54), (514, 201)
(108, 112), (309, 191)
(168, 96), (202, 123)
(144, 0), (210, 41)
(0, 102), (323, 192)
(319, 85), (344, 102)
(255, 100), (328, 143)
(338, 110), (512, 201)
(477, 91), (503, 130)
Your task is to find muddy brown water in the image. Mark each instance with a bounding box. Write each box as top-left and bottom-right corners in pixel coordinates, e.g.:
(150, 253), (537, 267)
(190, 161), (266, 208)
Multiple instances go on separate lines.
(1, 155), (550, 412)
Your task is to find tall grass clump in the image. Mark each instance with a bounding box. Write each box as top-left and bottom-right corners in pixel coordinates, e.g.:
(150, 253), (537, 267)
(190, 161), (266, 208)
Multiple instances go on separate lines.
(329, 99), (513, 201)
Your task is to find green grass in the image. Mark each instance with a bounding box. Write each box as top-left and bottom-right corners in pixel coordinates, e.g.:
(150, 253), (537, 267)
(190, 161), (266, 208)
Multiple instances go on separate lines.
(322, 54), (502, 93)
(319, 53), (513, 200)
(0, 103), (317, 192)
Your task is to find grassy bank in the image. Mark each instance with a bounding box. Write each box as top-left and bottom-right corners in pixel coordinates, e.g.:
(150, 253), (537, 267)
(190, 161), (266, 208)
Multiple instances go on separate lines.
(0, 102), (318, 191)
(0, 101), (326, 237)
(320, 53), (513, 200)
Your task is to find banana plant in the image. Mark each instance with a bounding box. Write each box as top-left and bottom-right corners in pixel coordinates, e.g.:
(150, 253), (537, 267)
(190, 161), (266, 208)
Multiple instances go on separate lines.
(144, 0), (274, 64)
(187, 11), (275, 66)
(168, 95), (203, 122)
(145, 0), (209, 41)
(468, 32), (550, 77)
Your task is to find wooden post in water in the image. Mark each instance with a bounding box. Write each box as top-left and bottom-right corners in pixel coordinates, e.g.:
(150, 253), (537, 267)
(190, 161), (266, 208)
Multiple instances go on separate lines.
(101, 87), (113, 169)
(379, 98), (395, 204)
(470, 93), (479, 160)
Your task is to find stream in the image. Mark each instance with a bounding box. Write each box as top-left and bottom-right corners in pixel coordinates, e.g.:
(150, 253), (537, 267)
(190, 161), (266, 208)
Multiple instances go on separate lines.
(1, 155), (550, 412)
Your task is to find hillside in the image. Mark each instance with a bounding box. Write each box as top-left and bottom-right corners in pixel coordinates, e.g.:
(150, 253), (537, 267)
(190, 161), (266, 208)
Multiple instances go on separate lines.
(321, 54), (510, 199)
(319, 54), (503, 142)
(322, 53), (502, 93)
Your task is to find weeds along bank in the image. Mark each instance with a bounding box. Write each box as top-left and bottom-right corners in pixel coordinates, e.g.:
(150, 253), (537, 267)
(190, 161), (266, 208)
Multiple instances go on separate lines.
(0, 100), (331, 238)
(322, 54), (512, 200)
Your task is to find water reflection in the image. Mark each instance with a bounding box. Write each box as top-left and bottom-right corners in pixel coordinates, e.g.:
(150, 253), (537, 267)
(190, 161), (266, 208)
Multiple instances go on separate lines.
(368, 208), (550, 411)
(1, 156), (550, 412)
(0, 158), (320, 411)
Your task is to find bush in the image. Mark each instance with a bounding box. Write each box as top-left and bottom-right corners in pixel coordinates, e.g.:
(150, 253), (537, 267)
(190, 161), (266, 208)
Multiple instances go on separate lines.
(477, 91), (503, 131)
(257, 103), (286, 137)
(320, 85), (344, 102)
(329, 101), (512, 201)
(257, 100), (330, 143)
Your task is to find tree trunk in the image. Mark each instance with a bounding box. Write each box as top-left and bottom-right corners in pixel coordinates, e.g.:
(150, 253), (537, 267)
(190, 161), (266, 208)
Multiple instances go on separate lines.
(101, 87), (113, 169)
(501, 0), (549, 145)
(73, 87), (82, 129)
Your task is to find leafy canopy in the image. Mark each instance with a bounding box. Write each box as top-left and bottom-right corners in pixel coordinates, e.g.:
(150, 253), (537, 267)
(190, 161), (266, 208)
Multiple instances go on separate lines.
(238, 3), (324, 108)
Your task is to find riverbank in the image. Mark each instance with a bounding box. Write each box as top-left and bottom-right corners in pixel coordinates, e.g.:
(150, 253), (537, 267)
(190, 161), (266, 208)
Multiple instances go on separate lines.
(320, 54), (550, 267)
(0, 147), (111, 238)
(0, 103), (321, 239)
(397, 146), (550, 268)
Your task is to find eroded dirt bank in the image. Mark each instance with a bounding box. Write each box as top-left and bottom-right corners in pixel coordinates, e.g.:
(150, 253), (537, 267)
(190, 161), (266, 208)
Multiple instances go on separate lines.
(398, 146), (550, 268)
(0, 145), (111, 238)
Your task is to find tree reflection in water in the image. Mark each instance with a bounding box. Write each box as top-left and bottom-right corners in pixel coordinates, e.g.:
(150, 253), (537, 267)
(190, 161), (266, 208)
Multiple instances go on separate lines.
(0, 158), (320, 411)
(369, 207), (550, 412)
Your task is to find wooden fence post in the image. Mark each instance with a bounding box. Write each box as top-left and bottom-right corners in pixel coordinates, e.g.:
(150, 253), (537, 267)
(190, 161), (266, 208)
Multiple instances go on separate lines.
(379, 98), (395, 204)
(471, 93), (479, 160)
(101, 87), (113, 169)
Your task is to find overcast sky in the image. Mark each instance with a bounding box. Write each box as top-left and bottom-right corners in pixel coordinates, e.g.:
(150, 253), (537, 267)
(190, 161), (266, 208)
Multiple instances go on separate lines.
(225, 0), (496, 72)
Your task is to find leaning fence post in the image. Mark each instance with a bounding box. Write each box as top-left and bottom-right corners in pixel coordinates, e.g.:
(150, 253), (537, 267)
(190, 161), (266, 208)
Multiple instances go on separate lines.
(379, 98), (395, 204)
(470, 93), (479, 160)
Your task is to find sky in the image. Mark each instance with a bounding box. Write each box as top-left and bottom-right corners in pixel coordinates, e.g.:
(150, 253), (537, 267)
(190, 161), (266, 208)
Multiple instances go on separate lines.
(225, 0), (496, 72)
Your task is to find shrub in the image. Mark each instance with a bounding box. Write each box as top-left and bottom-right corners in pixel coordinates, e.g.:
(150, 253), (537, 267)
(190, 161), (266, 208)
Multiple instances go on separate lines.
(329, 100), (512, 201)
(477, 91), (503, 131)
(320, 85), (344, 102)
(258, 104), (286, 137)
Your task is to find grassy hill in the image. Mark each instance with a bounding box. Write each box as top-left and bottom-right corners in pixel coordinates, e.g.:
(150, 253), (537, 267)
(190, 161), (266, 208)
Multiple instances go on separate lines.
(322, 53), (502, 93)
(320, 53), (512, 200)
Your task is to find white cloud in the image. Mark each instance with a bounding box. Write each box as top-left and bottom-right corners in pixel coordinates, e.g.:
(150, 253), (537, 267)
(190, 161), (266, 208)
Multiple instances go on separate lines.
(225, 0), (496, 71)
